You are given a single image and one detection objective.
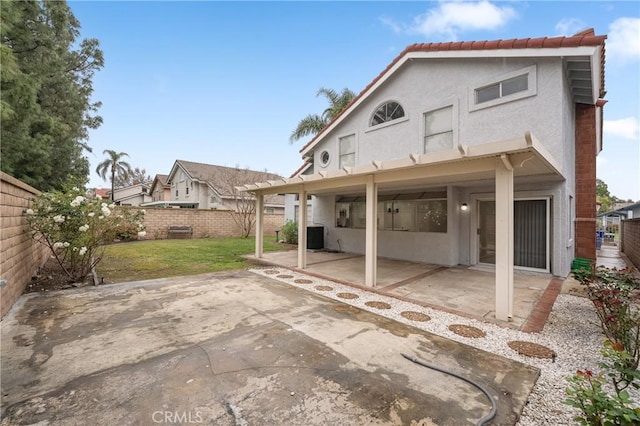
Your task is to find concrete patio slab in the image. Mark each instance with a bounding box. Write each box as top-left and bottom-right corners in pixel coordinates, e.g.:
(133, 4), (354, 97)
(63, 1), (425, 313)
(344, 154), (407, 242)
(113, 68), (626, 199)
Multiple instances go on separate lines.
(1, 271), (538, 425)
(248, 250), (552, 328)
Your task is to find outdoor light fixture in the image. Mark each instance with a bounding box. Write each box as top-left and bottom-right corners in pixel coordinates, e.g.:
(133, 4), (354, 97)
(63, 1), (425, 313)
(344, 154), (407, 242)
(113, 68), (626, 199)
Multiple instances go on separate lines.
(461, 203), (469, 211)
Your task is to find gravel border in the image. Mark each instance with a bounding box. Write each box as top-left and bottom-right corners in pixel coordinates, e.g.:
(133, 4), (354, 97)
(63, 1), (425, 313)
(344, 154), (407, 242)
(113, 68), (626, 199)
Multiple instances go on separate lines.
(250, 267), (639, 425)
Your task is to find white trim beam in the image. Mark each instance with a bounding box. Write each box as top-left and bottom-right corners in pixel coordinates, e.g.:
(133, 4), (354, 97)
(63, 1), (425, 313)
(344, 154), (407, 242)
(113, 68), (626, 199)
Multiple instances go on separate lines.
(365, 176), (378, 287)
(255, 194), (264, 258)
(297, 189), (307, 269)
(495, 156), (514, 321)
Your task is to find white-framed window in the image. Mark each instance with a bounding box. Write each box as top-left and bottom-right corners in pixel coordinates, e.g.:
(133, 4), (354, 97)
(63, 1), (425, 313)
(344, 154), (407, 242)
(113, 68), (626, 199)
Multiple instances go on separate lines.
(370, 101), (405, 127)
(335, 192), (447, 233)
(339, 134), (355, 168)
(470, 65), (537, 111)
(424, 106), (453, 154)
(569, 195), (574, 242)
(417, 199), (448, 232)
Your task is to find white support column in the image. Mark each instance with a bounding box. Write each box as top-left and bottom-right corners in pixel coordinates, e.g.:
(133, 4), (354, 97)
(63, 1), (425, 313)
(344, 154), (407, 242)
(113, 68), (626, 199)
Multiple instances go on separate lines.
(297, 189), (307, 269)
(495, 155), (514, 321)
(255, 193), (264, 258)
(365, 175), (378, 287)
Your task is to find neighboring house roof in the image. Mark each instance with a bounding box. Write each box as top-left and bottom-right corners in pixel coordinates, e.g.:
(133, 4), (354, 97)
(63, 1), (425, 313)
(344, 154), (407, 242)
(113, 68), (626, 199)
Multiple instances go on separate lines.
(598, 211), (628, 218)
(149, 174), (170, 194)
(299, 28), (606, 158)
(155, 174), (169, 185)
(95, 188), (110, 198)
(598, 201), (640, 219)
(169, 160), (285, 206)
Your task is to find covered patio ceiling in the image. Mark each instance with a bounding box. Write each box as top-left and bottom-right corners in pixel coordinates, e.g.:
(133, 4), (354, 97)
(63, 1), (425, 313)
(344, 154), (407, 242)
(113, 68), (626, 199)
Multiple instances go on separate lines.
(239, 132), (564, 197)
(242, 131), (564, 322)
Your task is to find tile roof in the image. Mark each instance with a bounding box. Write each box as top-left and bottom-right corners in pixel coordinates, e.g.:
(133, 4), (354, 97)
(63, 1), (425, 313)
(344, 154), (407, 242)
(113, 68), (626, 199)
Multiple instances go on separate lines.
(300, 29), (606, 155)
(95, 188), (110, 198)
(289, 162), (311, 178)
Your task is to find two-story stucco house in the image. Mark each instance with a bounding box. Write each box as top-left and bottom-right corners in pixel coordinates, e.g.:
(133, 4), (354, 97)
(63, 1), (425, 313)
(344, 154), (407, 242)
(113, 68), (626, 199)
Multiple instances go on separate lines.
(242, 29), (606, 321)
(149, 174), (171, 202)
(111, 183), (152, 206)
(165, 160), (285, 213)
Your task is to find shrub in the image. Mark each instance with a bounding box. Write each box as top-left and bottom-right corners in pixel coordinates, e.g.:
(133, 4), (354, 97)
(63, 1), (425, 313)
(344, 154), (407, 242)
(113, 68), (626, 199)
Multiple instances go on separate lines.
(281, 220), (298, 244)
(565, 266), (640, 424)
(25, 186), (145, 283)
(565, 343), (640, 425)
(573, 266), (640, 362)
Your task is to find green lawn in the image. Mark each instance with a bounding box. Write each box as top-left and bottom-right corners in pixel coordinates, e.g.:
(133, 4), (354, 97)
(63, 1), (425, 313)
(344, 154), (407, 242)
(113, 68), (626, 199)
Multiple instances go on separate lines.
(96, 237), (283, 283)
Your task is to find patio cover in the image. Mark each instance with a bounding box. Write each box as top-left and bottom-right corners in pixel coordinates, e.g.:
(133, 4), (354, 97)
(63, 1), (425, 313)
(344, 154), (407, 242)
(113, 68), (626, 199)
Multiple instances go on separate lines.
(239, 132), (564, 321)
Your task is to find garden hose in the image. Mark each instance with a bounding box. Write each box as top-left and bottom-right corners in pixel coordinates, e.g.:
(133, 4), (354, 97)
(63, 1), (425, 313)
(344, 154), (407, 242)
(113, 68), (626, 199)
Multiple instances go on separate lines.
(401, 353), (497, 426)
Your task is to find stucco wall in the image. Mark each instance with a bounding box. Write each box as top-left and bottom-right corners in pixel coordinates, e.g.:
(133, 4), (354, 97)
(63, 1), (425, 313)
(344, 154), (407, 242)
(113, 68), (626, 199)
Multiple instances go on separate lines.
(131, 207), (284, 239)
(0, 173), (49, 319)
(311, 57), (566, 172)
(312, 191), (461, 266)
(621, 218), (640, 270)
(292, 56), (585, 277)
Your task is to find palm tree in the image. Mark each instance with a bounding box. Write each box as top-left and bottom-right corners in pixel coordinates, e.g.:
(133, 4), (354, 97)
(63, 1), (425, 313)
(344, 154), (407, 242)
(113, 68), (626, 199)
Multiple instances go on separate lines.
(95, 150), (133, 201)
(289, 87), (355, 143)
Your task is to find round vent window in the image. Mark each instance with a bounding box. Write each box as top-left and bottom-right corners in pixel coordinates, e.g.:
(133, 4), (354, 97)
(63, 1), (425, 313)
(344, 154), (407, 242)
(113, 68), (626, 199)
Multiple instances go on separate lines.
(320, 150), (330, 167)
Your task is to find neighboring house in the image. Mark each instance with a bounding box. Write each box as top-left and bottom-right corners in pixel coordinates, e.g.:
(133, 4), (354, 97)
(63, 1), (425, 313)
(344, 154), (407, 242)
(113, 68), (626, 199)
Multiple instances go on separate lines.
(624, 202), (640, 219)
(149, 174), (171, 202)
(88, 188), (110, 199)
(613, 202), (634, 211)
(111, 183), (152, 206)
(600, 201), (640, 224)
(598, 202), (640, 244)
(162, 160), (285, 213)
(243, 29), (607, 321)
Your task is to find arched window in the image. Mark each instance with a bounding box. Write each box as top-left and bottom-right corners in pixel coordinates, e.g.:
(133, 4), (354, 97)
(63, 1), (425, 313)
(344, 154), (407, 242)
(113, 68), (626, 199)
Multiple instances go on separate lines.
(370, 101), (405, 126)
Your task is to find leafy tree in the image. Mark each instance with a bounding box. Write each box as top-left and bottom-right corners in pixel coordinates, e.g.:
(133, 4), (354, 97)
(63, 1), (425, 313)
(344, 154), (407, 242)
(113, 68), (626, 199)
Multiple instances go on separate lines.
(289, 87), (355, 143)
(113, 167), (152, 188)
(95, 150), (133, 201)
(596, 179), (625, 212)
(208, 167), (282, 238)
(0, 1), (104, 191)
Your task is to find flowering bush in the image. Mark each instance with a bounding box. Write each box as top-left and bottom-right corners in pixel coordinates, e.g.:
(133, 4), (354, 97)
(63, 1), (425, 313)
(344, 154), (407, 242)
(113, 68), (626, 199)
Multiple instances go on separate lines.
(573, 266), (640, 364)
(565, 343), (640, 425)
(565, 266), (640, 424)
(25, 186), (145, 283)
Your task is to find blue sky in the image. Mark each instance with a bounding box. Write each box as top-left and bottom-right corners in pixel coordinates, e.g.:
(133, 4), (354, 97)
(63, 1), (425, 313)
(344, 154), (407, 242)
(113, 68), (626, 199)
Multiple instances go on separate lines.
(70, 1), (640, 201)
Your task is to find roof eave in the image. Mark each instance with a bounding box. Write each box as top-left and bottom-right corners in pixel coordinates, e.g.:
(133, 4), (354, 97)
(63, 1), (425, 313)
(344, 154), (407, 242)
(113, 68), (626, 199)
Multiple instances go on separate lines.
(299, 45), (603, 158)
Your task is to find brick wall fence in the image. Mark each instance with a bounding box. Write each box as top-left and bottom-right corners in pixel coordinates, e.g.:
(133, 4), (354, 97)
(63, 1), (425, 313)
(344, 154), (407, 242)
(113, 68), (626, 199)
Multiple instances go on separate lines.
(0, 172), (49, 319)
(621, 218), (640, 270)
(124, 206), (284, 240)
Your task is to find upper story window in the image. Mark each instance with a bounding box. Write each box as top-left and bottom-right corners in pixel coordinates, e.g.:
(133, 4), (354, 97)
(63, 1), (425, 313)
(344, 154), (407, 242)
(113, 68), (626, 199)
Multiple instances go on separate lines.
(339, 134), (355, 168)
(370, 101), (405, 127)
(424, 106), (453, 154)
(476, 74), (528, 104)
(470, 65), (537, 111)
